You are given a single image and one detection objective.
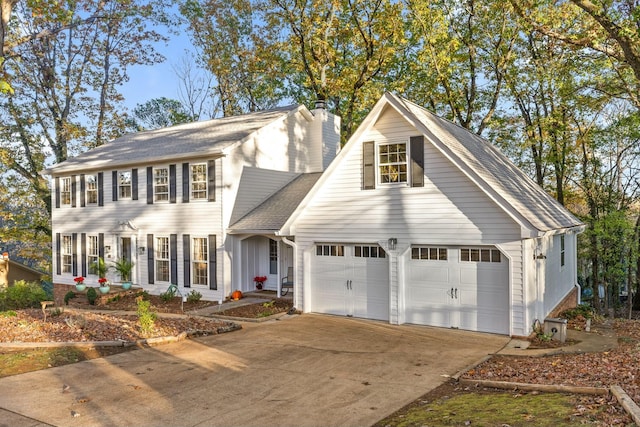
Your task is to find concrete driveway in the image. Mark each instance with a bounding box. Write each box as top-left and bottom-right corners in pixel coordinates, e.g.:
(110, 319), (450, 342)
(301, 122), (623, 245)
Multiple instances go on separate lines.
(0, 314), (509, 427)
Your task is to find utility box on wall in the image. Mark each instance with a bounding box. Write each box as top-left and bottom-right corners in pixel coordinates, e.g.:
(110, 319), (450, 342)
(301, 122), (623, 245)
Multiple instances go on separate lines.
(544, 317), (568, 343)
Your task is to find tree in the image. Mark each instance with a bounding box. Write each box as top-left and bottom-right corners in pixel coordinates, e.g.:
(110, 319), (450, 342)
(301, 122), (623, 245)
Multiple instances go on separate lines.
(130, 97), (195, 130)
(0, 0), (168, 268)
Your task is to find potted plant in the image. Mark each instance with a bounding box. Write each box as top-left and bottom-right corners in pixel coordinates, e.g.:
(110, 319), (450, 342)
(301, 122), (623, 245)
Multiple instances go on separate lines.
(74, 276), (86, 291)
(112, 258), (134, 290)
(89, 257), (109, 279)
(98, 277), (110, 294)
(254, 275), (267, 290)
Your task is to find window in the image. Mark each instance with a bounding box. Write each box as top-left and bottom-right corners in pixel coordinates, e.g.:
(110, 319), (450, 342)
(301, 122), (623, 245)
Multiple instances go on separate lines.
(192, 237), (208, 285)
(156, 237), (170, 282)
(355, 245), (386, 258)
(316, 244), (344, 257)
(191, 163), (207, 200)
(119, 171), (132, 199)
(560, 235), (565, 267)
(378, 142), (407, 184)
(154, 168), (169, 202)
(460, 248), (501, 263)
(86, 175), (98, 205)
(269, 239), (278, 274)
(61, 235), (72, 273)
(60, 177), (72, 206)
(411, 247), (447, 260)
(87, 236), (99, 275)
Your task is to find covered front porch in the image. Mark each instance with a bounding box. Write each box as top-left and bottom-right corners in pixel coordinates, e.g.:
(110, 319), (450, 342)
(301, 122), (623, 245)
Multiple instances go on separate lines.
(234, 235), (294, 297)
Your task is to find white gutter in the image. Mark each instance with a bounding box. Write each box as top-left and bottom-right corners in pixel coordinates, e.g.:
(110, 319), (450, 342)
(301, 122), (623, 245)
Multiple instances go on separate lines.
(280, 236), (297, 300)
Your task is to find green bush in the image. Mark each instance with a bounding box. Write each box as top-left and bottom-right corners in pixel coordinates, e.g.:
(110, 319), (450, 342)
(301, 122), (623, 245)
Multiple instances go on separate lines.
(561, 303), (595, 320)
(187, 290), (202, 303)
(64, 291), (77, 305)
(0, 280), (48, 310)
(159, 288), (176, 302)
(137, 297), (157, 336)
(86, 287), (98, 305)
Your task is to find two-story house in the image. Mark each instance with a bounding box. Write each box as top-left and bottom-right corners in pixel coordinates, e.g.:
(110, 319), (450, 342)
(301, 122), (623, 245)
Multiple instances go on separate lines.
(43, 93), (584, 337)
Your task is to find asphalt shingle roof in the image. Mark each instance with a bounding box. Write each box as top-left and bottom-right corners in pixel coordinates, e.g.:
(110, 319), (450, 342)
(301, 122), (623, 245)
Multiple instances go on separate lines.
(229, 173), (323, 232)
(42, 105), (299, 174)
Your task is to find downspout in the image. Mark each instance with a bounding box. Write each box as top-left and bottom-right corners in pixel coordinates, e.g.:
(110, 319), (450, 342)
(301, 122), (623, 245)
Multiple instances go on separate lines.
(281, 236), (297, 301)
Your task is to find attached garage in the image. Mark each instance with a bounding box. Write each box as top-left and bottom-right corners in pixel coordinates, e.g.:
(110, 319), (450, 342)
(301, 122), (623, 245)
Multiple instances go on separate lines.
(310, 243), (389, 321)
(405, 246), (509, 334)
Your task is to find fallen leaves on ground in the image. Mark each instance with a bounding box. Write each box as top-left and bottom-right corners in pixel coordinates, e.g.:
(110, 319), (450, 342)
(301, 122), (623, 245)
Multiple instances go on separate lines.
(0, 309), (236, 343)
(464, 318), (640, 403)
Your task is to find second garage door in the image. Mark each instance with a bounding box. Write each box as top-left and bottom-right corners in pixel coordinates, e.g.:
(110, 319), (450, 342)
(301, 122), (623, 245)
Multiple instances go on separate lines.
(405, 246), (509, 334)
(310, 243), (389, 321)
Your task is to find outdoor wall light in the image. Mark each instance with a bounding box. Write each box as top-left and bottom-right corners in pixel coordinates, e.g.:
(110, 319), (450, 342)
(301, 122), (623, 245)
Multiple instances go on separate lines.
(138, 246), (146, 254)
(388, 238), (397, 251)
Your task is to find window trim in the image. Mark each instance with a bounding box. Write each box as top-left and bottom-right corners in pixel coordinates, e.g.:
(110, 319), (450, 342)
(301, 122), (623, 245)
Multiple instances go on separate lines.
(411, 246), (448, 261)
(155, 236), (170, 283)
(118, 171), (132, 200)
(354, 244), (386, 258)
(377, 141), (408, 185)
(87, 235), (99, 276)
(315, 244), (345, 257)
(190, 163), (208, 201)
(153, 167), (170, 202)
(61, 234), (73, 274)
(85, 174), (98, 205)
(191, 236), (208, 286)
(460, 247), (502, 263)
(60, 177), (72, 206)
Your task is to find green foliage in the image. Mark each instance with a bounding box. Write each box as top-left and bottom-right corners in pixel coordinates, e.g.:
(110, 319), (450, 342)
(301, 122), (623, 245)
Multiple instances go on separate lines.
(0, 281), (48, 310)
(0, 310), (17, 317)
(64, 291), (76, 305)
(160, 286), (177, 302)
(89, 257), (109, 278)
(86, 287), (98, 305)
(112, 258), (134, 282)
(136, 297), (157, 337)
(130, 98), (195, 131)
(186, 290), (202, 303)
(561, 304), (595, 320)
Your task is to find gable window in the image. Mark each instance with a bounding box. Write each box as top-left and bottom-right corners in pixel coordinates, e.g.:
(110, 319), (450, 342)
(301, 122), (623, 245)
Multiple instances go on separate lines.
(154, 168), (169, 202)
(355, 245), (386, 258)
(412, 246), (447, 260)
(61, 234), (73, 273)
(119, 171), (132, 199)
(379, 142), (407, 184)
(85, 175), (98, 205)
(60, 177), (72, 206)
(156, 236), (170, 282)
(316, 244), (344, 257)
(87, 235), (99, 275)
(461, 248), (501, 263)
(560, 235), (565, 267)
(192, 237), (208, 285)
(191, 163), (207, 200)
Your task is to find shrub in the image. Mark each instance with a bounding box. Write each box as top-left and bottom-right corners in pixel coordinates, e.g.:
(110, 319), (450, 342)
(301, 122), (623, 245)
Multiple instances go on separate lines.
(0, 310), (17, 317)
(86, 287), (98, 305)
(187, 290), (202, 303)
(0, 280), (48, 310)
(561, 304), (595, 320)
(64, 291), (77, 305)
(159, 290), (175, 303)
(136, 297), (157, 336)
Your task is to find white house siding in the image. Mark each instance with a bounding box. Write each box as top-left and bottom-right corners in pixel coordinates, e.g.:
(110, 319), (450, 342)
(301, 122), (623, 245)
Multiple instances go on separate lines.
(290, 107), (522, 333)
(51, 158), (226, 301)
(544, 232), (578, 315)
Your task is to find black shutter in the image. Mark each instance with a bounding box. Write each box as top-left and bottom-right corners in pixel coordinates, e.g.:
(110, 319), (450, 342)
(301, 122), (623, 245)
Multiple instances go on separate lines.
(55, 177), (61, 208)
(55, 233), (61, 275)
(112, 171), (118, 201)
(81, 233), (87, 277)
(80, 174), (86, 207)
(182, 163), (190, 203)
(72, 233), (78, 276)
(183, 234), (191, 288)
(98, 172), (104, 206)
(208, 234), (217, 290)
(147, 234), (154, 284)
(208, 160), (216, 202)
(98, 233), (105, 260)
(146, 166), (153, 204)
(71, 175), (77, 207)
(363, 141), (375, 190)
(410, 136), (425, 187)
(170, 234), (177, 284)
(132, 168), (138, 200)
(170, 164), (176, 203)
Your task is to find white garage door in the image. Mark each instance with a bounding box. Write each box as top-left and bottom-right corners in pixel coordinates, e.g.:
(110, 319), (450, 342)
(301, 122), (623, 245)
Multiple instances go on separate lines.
(405, 246), (509, 334)
(310, 243), (389, 321)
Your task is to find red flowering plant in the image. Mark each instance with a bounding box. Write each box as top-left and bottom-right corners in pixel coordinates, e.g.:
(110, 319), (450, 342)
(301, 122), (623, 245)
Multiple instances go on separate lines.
(253, 275), (267, 289)
(98, 277), (109, 286)
(74, 276), (85, 284)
